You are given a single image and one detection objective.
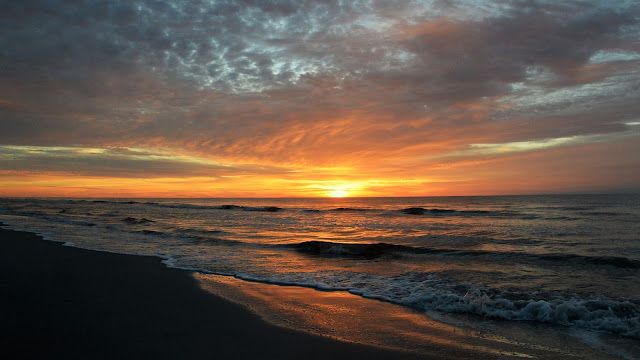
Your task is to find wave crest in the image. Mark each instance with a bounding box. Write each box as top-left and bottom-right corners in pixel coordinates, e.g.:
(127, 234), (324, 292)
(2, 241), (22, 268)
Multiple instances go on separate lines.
(237, 270), (640, 339)
(290, 241), (409, 258)
(288, 240), (640, 268)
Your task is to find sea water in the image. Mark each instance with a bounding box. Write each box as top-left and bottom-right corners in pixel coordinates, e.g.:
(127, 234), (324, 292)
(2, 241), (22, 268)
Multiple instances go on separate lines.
(1, 195), (638, 355)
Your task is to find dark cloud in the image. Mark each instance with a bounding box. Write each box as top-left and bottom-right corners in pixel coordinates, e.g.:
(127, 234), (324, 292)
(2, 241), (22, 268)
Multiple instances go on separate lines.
(0, 146), (289, 178)
(395, 3), (636, 101)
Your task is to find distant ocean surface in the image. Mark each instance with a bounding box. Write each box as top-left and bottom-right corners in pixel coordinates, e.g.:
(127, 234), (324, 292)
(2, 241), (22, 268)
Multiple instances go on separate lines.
(1, 195), (639, 341)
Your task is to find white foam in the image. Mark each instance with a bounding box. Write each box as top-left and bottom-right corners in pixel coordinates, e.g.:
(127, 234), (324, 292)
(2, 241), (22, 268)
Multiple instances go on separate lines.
(226, 270), (640, 339)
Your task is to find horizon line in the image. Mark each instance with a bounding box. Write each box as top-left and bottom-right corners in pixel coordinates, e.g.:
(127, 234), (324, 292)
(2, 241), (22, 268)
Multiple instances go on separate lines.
(2, 191), (639, 200)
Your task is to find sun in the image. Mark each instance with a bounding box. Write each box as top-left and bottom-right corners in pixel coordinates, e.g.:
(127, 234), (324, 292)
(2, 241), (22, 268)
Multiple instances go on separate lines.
(317, 181), (364, 198)
(328, 188), (349, 198)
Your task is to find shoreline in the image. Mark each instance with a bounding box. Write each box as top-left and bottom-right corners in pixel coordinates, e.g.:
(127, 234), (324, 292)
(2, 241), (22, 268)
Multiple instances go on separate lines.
(0, 225), (628, 359)
(0, 227), (425, 359)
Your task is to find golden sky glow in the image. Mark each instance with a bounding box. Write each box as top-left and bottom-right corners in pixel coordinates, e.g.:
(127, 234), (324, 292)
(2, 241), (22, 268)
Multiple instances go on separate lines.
(328, 189), (349, 198)
(1, 1), (639, 197)
(1, 134), (638, 197)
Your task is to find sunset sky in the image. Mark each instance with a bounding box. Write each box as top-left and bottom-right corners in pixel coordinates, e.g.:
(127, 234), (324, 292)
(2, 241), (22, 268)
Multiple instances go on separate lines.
(1, 0), (639, 197)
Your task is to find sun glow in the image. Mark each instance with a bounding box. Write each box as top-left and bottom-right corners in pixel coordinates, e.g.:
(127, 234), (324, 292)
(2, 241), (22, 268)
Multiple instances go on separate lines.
(328, 188), (349, 198)
(324, 182), (363, 198)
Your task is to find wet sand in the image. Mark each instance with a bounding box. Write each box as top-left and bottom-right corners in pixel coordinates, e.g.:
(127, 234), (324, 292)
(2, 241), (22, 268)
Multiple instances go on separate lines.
(0, 227), (424, 359)
(196, 274), (622, 360)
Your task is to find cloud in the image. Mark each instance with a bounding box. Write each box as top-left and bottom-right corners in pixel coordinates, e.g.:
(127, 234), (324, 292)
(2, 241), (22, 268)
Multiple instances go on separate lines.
(0, 0), (639, 194)
(0, 145), (289, 178)
(440, 130), (639, 158)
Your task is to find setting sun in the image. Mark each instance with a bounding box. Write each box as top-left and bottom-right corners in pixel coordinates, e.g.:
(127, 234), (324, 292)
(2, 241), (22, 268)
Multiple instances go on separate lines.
(328, 188), (348, 198)
(320, 182), (364, 198)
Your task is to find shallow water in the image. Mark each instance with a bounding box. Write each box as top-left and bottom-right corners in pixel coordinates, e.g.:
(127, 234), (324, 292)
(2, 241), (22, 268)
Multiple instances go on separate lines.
(1, 195), (638, 357)
(196, 273), (626, 359)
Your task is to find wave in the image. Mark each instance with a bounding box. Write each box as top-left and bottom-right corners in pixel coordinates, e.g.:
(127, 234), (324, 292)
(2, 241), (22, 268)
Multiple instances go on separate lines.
(400, 207), (513, 217)
(136, 229), (162, 235)
(121, 217), (154, 224)
(289, 241), (640, 268)
(234, 270), (640, 339)
(290, 241), (410, 258)
(128, 227), (246, 246)
(45, 199), (557, 220)
(138, 202), (283, 212)
(556, 206), (595, 211)
(214, 204), (277, 211)
(577, 211), (621, 216)
(174, 227), (224, 236)
(4, 203), (637, 269)
(437, 249), (640, 269)
(63, 199), (284, 212)
(330, 207), (375, 212)
(62, 199), (524, 218)
(2, 212), (638, 339)
(316, 206), (511, 216)
(133, 229), (232, 244)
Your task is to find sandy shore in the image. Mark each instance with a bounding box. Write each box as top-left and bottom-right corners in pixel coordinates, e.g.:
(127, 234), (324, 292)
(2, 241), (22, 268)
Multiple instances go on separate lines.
(0, 227), (425, 359)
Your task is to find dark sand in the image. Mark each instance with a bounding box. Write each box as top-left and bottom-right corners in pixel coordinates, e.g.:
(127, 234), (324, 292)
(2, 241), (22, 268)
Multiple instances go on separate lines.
(0, 227), (424, 359)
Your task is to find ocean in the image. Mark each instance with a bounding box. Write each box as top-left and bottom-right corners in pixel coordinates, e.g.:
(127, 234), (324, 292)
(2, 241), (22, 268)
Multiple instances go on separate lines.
(1, 195), (638, 355)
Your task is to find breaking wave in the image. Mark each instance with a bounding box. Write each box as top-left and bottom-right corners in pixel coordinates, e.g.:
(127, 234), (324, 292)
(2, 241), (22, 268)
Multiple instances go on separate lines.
(234, 270), (640, 339)
(65, 200), (284, 212)
(289, 240), (640, 268)
(121, 217), (154, 224)
(399, 207), (514, 217)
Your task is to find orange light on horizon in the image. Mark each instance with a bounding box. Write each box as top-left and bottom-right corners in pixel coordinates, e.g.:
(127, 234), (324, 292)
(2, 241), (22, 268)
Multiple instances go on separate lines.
(314, 181), (365, 198)
(328, 188), (349, 198)
(0, 169), (440, 198)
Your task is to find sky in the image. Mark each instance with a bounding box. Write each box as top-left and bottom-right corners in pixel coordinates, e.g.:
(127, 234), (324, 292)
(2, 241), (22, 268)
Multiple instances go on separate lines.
(1, 0), (639, 197)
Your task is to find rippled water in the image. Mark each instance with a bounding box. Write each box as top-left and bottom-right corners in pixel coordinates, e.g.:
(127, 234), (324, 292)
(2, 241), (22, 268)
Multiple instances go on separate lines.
(1, 195), (638, 342)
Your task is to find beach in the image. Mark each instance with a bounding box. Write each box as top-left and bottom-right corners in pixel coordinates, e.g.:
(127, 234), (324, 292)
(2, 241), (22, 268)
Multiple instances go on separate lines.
(0, 227), (427, 359)
(1, 196), (638, 359)
(2, 224), (630, 360)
